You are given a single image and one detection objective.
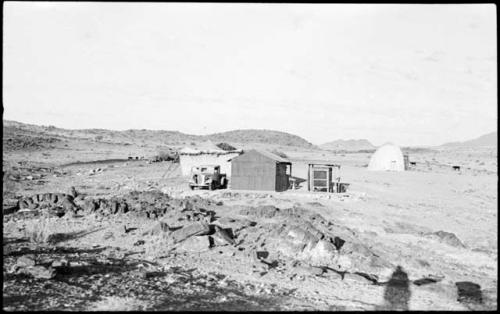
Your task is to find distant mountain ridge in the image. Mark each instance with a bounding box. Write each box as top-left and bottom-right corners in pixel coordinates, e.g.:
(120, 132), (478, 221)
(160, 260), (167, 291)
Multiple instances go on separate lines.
(441, 131), (497, 147)
(320, 139), (376, 151)
(3, 120), (315, 149)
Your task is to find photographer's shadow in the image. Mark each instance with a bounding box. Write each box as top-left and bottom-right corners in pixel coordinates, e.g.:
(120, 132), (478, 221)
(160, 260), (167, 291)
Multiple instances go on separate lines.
(376, 265), (411, 311)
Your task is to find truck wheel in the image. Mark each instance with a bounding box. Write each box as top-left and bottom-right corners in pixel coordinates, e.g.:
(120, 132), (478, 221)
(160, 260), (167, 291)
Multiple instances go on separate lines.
(209, 182), (215, 191)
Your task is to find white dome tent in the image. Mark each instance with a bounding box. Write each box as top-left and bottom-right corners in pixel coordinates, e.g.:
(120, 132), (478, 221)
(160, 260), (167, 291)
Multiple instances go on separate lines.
(368, 143), (405, 171)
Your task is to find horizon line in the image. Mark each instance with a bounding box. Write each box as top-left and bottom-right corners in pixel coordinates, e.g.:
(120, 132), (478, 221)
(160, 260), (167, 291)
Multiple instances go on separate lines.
(2, 118), (495, 148)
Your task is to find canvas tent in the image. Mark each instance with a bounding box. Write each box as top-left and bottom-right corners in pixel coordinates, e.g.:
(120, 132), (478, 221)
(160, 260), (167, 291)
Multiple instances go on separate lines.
(367, 143), (405, 171)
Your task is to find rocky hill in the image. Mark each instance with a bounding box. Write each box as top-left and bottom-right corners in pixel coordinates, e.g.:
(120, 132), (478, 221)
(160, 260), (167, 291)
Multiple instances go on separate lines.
(320, 139), (375, 152)
(3, 120), (315, 150)
(206, 129), (315, 149)
(441, 132), (497, 148)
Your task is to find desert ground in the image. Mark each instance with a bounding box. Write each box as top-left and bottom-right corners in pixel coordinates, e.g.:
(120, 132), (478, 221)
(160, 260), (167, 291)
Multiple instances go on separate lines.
(2, 121), (497, 311)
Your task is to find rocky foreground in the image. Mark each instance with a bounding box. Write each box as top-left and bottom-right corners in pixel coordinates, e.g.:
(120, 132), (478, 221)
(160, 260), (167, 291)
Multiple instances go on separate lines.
(3, 188), (496, 311)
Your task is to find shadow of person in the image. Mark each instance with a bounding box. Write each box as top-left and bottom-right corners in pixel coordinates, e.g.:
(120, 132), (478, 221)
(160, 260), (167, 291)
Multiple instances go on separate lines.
(383, 265), (411, 311)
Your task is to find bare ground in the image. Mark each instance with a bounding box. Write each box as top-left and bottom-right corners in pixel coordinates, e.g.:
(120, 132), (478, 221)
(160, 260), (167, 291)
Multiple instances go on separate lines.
(2, 132), (497, 311)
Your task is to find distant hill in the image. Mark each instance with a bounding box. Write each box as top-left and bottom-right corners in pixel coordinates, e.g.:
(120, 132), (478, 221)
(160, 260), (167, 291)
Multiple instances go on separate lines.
(3, 120), (315, 150)
(206, 129), (315, 148)
(320, 139), (375, 152)
(441, 132), (497, 147)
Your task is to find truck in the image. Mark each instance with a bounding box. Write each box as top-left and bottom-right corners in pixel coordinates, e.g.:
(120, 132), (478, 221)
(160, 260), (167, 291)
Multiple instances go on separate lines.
(188, 165), (228, 190)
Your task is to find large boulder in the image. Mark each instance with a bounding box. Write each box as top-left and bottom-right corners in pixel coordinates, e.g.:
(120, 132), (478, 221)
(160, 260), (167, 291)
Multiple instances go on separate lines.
(171, 221), (211, 243)
(210, 226), (236, 247)
(177, 236), (211, 252)
(22, 266), (56, 279)
(144, 221), (172, 236)
(426, 231), (466, 248)
(60, 197), (77, 212)
(16, 255), (36, 267)
(83, 198), (98, 213)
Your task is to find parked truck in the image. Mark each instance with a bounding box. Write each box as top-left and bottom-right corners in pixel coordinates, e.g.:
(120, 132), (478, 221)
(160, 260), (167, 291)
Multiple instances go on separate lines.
(188, 165), (227, 190)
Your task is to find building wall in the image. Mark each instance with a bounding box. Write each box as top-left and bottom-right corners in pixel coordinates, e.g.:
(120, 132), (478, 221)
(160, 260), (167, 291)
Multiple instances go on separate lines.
(179, 153), (240, 177)
(231, 151), (277, 191)
(403, 154), (410, 170)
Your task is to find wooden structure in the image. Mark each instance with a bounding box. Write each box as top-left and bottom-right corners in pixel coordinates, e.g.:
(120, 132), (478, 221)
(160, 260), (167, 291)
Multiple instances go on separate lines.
(307, 163), (346, 193)
(403, 154), (410, 170)
(230, 149), (292, 192)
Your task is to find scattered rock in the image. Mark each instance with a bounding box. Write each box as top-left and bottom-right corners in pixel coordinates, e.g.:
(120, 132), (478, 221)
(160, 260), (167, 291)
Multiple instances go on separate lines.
(426, 231), (466, 248)
(69, 186), (78, 197)
(413, 275), (443, 286)
(3, 199), (19, 215)
(133, 240), (145, 246)
(16, 255), (36, 267)
(144, 221), (172, 236)
(60, 197), (77, 212)
(340, 272), (371, 284)
(46, 206), (66, 218)
(103, 231), (114, 240)
(51, 259), (69, 268)
(171, 221), (211, 243)
(83, 199), (98, 213)
(22, 266), (56, 279)
(456, 281), (483, 304)
(294, 265), (324, 276)
(210, 226), (236, 247)
(46, 233), (70, 244)
(256, 251), (269, 260)
(177, 235), (211, 252)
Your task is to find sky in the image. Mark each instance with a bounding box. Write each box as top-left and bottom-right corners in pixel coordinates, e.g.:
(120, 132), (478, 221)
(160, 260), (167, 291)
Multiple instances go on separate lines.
(3, 2), (497, 146)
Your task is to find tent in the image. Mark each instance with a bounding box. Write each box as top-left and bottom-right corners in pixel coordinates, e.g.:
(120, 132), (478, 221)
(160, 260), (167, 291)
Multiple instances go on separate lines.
(367, 143), (405, 171)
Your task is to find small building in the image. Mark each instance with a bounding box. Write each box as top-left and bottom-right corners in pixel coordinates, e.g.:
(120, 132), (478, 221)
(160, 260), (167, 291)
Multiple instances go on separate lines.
(307, 163), (341, 192)
(230, 149), (292, 192)
(179, 147), (242, 177)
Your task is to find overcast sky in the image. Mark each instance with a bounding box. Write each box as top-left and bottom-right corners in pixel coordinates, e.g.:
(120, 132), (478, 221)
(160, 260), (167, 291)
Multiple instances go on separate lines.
(3, 2), (497, 146)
